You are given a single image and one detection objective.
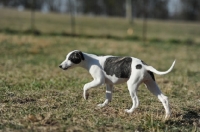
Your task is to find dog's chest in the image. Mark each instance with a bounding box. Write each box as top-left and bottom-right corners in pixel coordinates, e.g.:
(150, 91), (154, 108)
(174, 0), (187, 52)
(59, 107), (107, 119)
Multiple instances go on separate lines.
(103, 57), (132, 79)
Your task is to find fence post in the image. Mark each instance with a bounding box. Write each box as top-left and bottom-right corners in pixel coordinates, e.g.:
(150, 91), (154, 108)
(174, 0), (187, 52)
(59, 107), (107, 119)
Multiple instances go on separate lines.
(142, 0), (148, 44)
(126, 0), (133, 24)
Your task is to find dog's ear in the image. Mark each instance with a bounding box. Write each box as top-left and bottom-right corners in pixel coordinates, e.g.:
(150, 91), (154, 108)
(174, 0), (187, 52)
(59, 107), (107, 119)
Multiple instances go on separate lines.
(69, 51), (84, 64)
(78, 51), (85, 61)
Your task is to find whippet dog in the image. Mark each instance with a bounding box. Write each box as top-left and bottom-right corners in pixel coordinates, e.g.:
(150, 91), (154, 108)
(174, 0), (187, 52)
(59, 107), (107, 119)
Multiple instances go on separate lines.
(59, 50), (176, 119)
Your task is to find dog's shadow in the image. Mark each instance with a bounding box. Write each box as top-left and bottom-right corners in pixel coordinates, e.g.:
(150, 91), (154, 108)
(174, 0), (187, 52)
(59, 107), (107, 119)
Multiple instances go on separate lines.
(166, 108), (200, 129)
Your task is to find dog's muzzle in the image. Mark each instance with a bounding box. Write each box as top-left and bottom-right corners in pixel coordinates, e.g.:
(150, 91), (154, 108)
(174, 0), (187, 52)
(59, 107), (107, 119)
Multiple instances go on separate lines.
(59, 65), (70, 70)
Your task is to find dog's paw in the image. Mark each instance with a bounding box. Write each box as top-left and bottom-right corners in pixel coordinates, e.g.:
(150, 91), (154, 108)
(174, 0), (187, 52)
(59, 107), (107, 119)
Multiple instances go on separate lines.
(97, 103), (105, 108)
(124, 109), (133, 113)
(164, 114), (170, 120)
(83, 92), (89, 100)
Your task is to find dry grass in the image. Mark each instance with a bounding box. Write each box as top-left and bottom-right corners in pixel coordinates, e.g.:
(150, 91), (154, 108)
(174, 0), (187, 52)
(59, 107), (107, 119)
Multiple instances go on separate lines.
(0, 33), (200, 131)
(0, 8), (200, 131)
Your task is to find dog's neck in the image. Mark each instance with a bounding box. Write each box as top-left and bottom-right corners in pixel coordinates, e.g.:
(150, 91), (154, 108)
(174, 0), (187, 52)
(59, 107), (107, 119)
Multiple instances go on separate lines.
(79, 53), (100, 70)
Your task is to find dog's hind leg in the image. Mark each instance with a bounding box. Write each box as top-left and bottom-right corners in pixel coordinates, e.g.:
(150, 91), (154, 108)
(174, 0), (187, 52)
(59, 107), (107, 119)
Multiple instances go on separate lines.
(144, 80), (170, 119)
(97, 84), (113, 107)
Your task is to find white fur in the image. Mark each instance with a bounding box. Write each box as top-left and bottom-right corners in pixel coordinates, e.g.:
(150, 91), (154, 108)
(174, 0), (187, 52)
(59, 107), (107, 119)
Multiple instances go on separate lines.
(59, 50), (176, 119)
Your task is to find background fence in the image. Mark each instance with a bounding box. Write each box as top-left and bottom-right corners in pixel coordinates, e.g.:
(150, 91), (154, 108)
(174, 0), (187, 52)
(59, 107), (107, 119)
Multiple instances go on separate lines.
(0, 0), (200, 44)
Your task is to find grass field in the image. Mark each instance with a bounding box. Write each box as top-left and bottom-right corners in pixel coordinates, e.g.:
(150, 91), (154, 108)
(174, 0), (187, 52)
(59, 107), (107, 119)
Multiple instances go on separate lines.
(0, 8), (200, 131)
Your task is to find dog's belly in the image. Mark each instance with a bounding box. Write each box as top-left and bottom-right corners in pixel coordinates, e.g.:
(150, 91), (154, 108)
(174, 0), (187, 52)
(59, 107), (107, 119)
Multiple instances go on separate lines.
(104, 74), (128, 84)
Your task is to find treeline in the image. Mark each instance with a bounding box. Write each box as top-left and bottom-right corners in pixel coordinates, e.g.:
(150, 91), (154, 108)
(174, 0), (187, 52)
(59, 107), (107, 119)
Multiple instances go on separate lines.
(0, 0), (200, 20)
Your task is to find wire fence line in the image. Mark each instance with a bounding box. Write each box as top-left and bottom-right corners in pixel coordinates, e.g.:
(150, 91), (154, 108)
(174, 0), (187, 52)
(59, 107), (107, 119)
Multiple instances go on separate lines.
(0, 0), (200, 44)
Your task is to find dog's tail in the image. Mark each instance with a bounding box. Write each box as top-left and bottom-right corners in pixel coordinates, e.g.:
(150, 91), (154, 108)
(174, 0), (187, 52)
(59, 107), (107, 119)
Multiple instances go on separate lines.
(145, 60), (176, 75)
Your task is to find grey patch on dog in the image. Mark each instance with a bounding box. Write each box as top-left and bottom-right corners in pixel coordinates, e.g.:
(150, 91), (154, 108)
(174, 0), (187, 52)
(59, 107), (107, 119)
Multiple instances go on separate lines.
(136, 64), (142, 69)
(104, 57), (132, 78)
(141, 60), (148, 65)
(148, 71), (155, 81)
(69, 51), (85, 64)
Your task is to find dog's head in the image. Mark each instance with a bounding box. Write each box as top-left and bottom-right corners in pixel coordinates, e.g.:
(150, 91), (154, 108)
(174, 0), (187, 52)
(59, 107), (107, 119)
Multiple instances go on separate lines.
(59, 50), (85, 70)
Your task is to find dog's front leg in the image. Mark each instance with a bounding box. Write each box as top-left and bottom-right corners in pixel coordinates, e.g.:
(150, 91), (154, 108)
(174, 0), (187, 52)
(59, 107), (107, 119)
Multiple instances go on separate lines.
(83, 67), (105, 100)
(83, 78), (104, 100)
(97, 84), (113, 107)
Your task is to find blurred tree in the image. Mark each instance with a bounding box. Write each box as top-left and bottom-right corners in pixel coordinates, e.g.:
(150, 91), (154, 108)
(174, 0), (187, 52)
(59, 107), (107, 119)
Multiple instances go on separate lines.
(68, 0), (76, 35)
(0, 0), (43, 9)
(80, 0), (124, 16)
(103, 0), (124, 16)
(80, 0), (104, 15)
(31, 0), (35, 32)
(142, 0), (148, 44)
(0, 0), (10, 5)
(2, 0), (200, 21)
(149, 0), (168, 19)
(181, 0), (200, 20)
(132, 0), (168, 19)
(45, 0), (62, 12)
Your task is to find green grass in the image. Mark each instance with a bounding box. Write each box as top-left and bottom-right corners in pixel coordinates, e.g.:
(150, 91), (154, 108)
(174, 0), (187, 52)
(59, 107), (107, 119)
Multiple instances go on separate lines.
(0, 8), (200, 131)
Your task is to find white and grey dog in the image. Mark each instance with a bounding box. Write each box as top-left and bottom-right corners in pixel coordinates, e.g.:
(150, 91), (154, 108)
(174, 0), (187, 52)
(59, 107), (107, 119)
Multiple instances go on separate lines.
(59, 50), (176, 119)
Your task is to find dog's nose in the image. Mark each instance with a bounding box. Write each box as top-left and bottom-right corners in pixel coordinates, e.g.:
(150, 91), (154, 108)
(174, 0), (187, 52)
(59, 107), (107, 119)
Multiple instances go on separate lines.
(59, 65), (62, 69)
